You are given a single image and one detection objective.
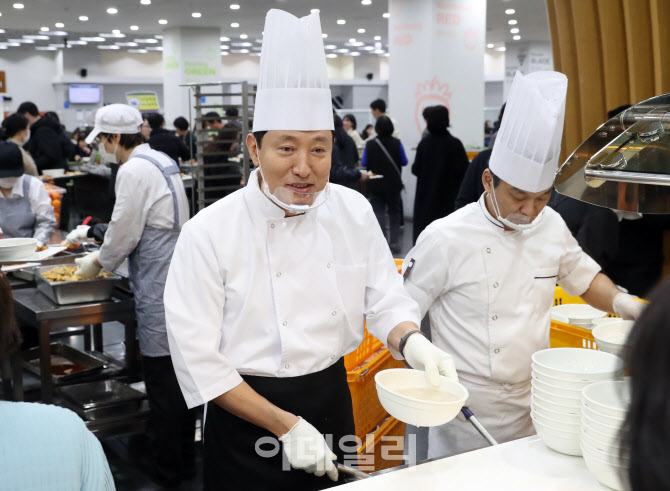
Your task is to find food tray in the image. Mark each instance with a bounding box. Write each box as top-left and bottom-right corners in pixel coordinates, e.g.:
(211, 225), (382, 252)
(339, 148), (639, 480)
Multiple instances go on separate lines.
(20, 342), (106, 383)
(34, 265), (122, 305)
(60, 379), (146, 411)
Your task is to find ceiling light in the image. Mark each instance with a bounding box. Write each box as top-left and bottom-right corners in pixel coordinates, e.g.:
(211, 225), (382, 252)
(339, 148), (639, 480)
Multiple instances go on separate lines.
(100, 32), (125, 38)
(361, 46), (374, 51)
(128, 48), (148, 53)
(232, 42), (252, 47)
(130, 25), (139, 30)
(349, 38), (356, 43)
(326, 53), (337, 58)
(192, 12), (201, 18)
(513, 35), (521, 40)
(383, 12), (390, 18)
(68, 40), (87, 45)
(41, 27), (49, 32)
(362, 0), (372, 4)
(0, 29), (5, 34)
(7, 42), (20, 47)
(221, 51), (229, 56)
(47, 31), (68, 36)
(337, 19), (346, 25)
(322, 33), (328, 38)
(240, 33), (248, 39)
(510, 28), (519, 34)
(358, 28), (365, 33)
(79, 15), (89, 21)
(220, 36), (230, 41)
(486, 43), (494, 48)
(146, 46), (162, 51)
(221, 45), (229, 49)
(230, 4), (240, 9)
(36, 46), (57, 51)
(350, 52), (360, 56)
(494, 46), (506, 52)
(107, 7), (118, 14)
(98, 45), (120, 50)
(158, 19), (168, 24)
(116, 42), (138, 47)
(336, 48), (349, 53)
(311, 9), (320, 14)
(155, 34), (162, 39)
(81, 36), (105, 42)
(13, 3), (24, 9)
(508, 19), (517, 25)
(24, 35), (49, 40)
(505, 9), (515, 14)
(231, 22), (239, 28)
(13, 39), (34, 43)
(374, 35), (381, 41)
(135, 38), (158, 43)
(112, 29), (121, 34)
(55, 23), (65, 28)
(140, 0), (151, 4)
(325, 44), (336, 49)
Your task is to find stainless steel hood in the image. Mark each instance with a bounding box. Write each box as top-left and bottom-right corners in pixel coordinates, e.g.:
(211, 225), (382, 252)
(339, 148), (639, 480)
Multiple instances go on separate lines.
(555, 94), (670, 214)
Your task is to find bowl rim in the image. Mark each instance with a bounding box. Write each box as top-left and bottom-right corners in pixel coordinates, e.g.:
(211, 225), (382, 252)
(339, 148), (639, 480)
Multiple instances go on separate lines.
(531, 400), (581, 421)
(531, 383), (582, 402)
(531, 376), (583, 393)
(581, 445), (628, 469)
(551, 304), (609, 320)
(582, 380), (630, 414)
(532, 389), (581, 410)
(581, 410), (623, 431)
(581, 436), (625, 460)
(532, 348), (624, 375)
(375, 368), (469, 406)
(592, 322), (633, 346)
(531, 410), (580, 434)
(0, 237), (38, 249)
(580, 427), (621, 449)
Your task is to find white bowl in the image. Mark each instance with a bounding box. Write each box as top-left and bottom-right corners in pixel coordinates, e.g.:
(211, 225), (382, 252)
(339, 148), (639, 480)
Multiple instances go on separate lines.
(582, 402), (625, 429)
(591, 317), (621, 328)
(532, 368), (597, 389)
(375, 368), (468, 427)
(551, 304), (608, 324)
(582, 380), (631, 418)
(532, 390), (581, 412)
(531, 377), (583, 399)
(531, 415), (581, 456)
(582, 448), (626, 491)
(531, 382), (582, 406)
(532, 348), (623, 380)
(581, 425), (621, 451)
(0, 238), (38, 261)
(531, 409), (581, 432)
(42, 168), (65, 177)
(593, 321), (634, 358)
(581, 411), (622, 438)
(531, 402), (581, 425)
(581, 437), (626, 465)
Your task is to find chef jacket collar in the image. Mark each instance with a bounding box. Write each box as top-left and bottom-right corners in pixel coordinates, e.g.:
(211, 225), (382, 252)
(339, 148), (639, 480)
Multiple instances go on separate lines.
(0, 175), (25, 198)
(244, 167), (316, 223)
(477, 192), (517, 234)
(126, 143), (152, 161)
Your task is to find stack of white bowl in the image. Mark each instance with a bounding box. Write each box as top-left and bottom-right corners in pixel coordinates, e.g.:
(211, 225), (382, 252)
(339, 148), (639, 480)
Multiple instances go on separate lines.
(530, 348), (624, 456)
(550, 304), (608, 328)
(581, 380), (630, 491)
(592, 320), (634, 358)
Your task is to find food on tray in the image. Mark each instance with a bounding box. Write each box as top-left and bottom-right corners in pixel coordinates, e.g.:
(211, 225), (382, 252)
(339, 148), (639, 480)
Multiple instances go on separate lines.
(41, 265), (113, 282)
(35, 244), (48, 252)
(60, 240), (79, 251)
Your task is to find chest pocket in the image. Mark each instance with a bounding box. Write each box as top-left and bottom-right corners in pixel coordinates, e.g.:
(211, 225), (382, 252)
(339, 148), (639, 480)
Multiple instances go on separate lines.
(533, 266), (559, 306)
(332, 264), (366, 327)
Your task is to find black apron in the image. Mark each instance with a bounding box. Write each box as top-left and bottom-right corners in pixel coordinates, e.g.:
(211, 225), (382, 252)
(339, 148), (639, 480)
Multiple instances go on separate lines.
(204, 358), (356, 491)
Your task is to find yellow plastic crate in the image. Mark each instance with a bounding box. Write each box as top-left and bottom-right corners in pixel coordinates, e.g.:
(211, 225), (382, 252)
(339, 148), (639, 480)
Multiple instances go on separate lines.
(356, 416), (406, 473)
(347, 348), (404, 442)
(550, 320), (598, 350)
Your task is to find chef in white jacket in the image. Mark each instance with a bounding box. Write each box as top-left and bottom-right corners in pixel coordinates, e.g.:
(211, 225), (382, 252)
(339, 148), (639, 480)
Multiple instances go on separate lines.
(402, 71), (644, 459)
(164, 9), (456, 491)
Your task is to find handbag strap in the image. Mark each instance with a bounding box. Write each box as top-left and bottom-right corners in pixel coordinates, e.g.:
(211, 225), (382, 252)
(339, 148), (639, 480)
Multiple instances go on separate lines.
(374, 138), (403, 179)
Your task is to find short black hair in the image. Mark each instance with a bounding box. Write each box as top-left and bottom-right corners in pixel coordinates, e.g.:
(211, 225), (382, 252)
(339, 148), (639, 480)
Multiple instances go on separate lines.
(44, 111), (60, 124)
(173, 116), (189, 131)
(1, 113), (30, 139)
(204, 111), (222, 124)
(17, 101), (39, 117)
(370, 99), (386, 113)
(374, 115), (394, 138)
(145, 112), (164, 130)
(490, 169), (501, 188)
(333, 115), (343, 129)
(225, 107), (239, 118)
(253, 131), (267, 149)
(98, 132), (145, 150)
(343, 114), (357, 130)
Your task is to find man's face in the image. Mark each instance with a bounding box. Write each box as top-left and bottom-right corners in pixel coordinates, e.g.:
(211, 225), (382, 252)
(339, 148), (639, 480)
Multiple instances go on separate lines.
(342, 118), (353, 131)
(482, 169), (552, 225)
(247, 130), (332, 211)
(176, 128), (187, 137)
(210, 120), (224, 130)
(371, 108), (382, 120)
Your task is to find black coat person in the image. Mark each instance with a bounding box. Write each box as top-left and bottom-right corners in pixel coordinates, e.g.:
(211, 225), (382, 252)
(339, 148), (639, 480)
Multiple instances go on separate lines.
(411, 105), (469, 243)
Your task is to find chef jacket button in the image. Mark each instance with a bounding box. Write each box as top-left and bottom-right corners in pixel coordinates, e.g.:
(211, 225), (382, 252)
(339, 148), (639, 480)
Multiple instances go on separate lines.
(285, 363), (290, 369)
(494, 349), (500, 354)
(270, 223), (275, 229)
(276, 272), (281, 277)
(327, 263), (331, 268)
(486, 248), (491, 253)
(332, 311), (337, 316)
(493, 282), (499, 288)
(331, 354), (336, 360)
(492, 315), (498, 321)
(283, 321), (287, 326)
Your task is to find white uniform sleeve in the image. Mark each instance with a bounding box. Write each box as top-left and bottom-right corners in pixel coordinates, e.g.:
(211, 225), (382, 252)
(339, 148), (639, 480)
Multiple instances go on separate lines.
(557, 220), (601, 296)
(363, 206), (421, 359)
(402, 226), (450, 319)
(98, 167), (149, 271)
(164, 219), (243, 408)
(28, 177), (56, 245)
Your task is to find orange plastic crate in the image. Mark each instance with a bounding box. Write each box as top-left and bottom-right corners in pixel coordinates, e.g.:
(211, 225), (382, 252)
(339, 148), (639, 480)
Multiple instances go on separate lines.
(355, 416), (406, 473)
(550, 320), (598, 350)
(347, 347), (404, 441)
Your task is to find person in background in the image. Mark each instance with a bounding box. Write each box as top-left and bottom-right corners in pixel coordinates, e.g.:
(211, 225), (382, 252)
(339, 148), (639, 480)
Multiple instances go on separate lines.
(0, 142), (56, 246)
(1, 113), (38, 176)
(146, 112), (191, 166)
(411, 105), (469, 243)
(342, 114), (364, 151)
(74, 104), (193, 488)
(140, 117), (152, 142)
(333, 115), (358, 169)
(330, 115), (369, 190)
(203, 111), (224, 131)
(201, 123), (242, 203)
(225, 106), (242, 130)
(74, 136), (92, 161)
(0, 273), (116, 491)
(44, 111), (76, 163)
(420, 106), (434, 140)
(621, 278), (670, 490)
(18, 102), (68, 173)
(360, 124), (374, 141)
(362, 115), (408, 254)
(173, 116), (197, 159)
(368, 98), (401, 140)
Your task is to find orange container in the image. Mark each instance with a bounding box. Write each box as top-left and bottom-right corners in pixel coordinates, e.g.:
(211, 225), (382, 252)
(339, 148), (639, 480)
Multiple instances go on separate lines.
(44, 183), (66, 228)
(347, 347), (404, 441)
(354, 416), (406, 473)
(550, 320), (598, 350)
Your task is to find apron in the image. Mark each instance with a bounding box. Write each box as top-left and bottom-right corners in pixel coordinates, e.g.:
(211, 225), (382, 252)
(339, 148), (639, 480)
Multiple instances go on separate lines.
(427, 372), (535, 459)
(127, 154), (181, 357)
(0, 177), (35, 238)
(203, 358), (356, 491)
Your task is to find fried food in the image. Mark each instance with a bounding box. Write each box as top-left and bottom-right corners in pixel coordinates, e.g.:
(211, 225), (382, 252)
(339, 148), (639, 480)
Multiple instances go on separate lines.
(41, 265), (113, 282)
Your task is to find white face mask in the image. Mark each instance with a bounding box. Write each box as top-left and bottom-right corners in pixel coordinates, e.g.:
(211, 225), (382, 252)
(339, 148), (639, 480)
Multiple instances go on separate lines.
(99, 137), (119, 165)
(23, 130), (30, 143)
(257, 159), (330, 215)
(0, 177), (20, 189)
(488, 186), (545, 231)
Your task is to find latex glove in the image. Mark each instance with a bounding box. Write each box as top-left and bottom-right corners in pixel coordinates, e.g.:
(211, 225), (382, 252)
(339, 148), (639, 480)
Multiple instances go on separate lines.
(613, 292), (645, 320)
(74, 250), (102, 279)
(278, 417), (338, 482)
(403, 334), (458, 386)
(64, 225), (91, 248)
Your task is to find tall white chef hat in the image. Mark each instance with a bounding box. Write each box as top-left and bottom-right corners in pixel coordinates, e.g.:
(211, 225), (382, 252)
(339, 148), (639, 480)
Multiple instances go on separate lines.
(489, 70), (568, 193)
(252, 9), (333, 133)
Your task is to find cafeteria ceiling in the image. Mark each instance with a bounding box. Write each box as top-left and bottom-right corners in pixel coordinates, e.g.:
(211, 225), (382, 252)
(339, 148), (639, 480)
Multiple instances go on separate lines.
(0, 0), (550, 52)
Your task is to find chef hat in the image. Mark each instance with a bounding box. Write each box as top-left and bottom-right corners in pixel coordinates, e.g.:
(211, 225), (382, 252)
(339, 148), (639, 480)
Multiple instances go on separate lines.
(252, 9), (333, 132)
(489, 71), (568, 192)
(85, 104), (144, 144)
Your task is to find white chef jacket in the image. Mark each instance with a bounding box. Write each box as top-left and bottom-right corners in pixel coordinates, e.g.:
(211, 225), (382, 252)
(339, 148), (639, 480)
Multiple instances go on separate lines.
(0, 174), (56, 244)
(403, 193), (602, 385)
(165, 168), (420, 409)
(98, 144), (189, 272)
